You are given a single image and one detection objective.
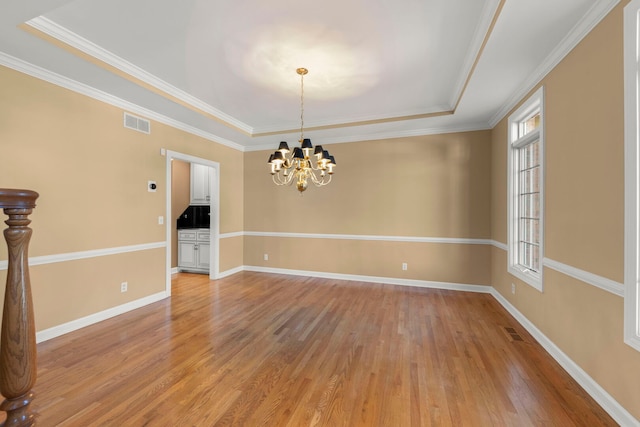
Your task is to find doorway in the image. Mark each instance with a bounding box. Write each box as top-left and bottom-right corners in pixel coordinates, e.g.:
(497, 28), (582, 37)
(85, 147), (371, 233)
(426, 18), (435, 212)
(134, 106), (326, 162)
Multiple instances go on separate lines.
(165, 150), (220, 296)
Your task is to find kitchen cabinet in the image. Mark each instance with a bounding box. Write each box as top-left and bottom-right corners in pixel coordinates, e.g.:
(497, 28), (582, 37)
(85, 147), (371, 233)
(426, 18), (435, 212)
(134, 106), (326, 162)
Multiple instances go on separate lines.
(190, 163), (211, 205)
(177, 229), (210, 273)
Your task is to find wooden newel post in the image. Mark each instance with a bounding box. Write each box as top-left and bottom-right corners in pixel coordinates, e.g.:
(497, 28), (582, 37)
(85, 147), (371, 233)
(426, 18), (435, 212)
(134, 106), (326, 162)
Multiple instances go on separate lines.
(0, 189), (39, 426)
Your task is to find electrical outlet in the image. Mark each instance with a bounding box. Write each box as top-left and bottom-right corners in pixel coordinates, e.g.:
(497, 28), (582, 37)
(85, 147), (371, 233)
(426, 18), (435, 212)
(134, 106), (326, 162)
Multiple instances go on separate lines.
(121, 282), (128, 293)
(264, 254), (269, 261)
(402, 262), (408, 271)
(511, 283), (516, 294)
(158, 216), (164, 225)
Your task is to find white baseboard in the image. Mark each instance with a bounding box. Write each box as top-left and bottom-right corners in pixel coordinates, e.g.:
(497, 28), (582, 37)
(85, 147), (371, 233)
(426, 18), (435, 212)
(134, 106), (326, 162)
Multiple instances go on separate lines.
(217, 265), (244, 279)
(170, 267), (179, 275)
(243, 265), (493, 293)
(238, 265), (638, 425)
(33, 264), (638, 425)
(490, 289), (639, 427)
(36, 291), (168, 343)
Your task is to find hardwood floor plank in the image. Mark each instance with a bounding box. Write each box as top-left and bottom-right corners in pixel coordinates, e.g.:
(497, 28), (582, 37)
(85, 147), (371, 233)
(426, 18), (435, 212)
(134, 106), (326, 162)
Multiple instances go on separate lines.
(30, 272), (618, 426)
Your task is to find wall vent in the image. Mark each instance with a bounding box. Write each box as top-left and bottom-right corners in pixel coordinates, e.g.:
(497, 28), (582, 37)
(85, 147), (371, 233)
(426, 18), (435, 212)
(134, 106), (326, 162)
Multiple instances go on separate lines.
(123, 112), (150, 134)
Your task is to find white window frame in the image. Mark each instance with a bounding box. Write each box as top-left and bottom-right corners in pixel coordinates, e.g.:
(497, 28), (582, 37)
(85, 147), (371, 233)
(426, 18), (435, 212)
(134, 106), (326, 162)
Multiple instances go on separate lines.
(507, 87), (545, 291)
(624, 0), (640, 352)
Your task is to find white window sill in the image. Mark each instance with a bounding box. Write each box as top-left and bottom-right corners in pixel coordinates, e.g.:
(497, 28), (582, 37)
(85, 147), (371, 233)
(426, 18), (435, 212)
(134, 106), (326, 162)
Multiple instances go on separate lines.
(508, 265), (543, 292)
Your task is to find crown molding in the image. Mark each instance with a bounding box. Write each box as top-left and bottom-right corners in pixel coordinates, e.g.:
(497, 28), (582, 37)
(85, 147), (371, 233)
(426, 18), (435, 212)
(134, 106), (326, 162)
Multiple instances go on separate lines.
(24, 17), (462, 137)
(489, 0), (622, 127)
(0, 51), (245, 152)
(250, 105), (454, 136)
(0, 48), (489, 152)
(10, 1), (621, 150)
(245, 122), (491, 151)
(25, 17), (254, 135)
(449, 0), (504, 109)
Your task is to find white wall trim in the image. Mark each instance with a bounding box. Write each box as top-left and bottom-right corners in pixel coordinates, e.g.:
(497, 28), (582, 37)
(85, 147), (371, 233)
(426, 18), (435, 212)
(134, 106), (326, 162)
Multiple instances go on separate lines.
(491, 240), (509, 251)
(243, 231), (492, 245)
(0, 51), (244, 152)
(0, 46), (492, 151)
(251, 104), (453, 135)
(201, 265), (639, 424)
(220, 231), (244, 239)
(244, 122), (492, 151)
(507, 87), (545, 292)
(490, 288), (640, 427)
(489, 0), (622, 127)
(543, 258), (624, 298)
(624, 0), (640, 353)
(165, 151), (221, 295)
(244, 265), (492, 293)
(0, 241), (165, 271)
(448, 0), (503, 110)
(24, 17), (494, 143)
(490, 240), (623, 298)
(28, 262), (638, 425)
(25, 17), (254, 136)
(218, 266), (244, 279)
(36, 291), (167, 343)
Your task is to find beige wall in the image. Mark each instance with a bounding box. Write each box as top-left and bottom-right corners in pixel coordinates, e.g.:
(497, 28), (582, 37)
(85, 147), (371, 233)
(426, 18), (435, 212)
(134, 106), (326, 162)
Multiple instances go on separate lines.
(244, 131), (492, 285)
(2, 0), (638, 420)
(491, 0), (640, 419)
(220, 235), (243, 273)
(246, 132), (491, 237)
(0, 64), (244, 330)
(245, 236), (491, 285)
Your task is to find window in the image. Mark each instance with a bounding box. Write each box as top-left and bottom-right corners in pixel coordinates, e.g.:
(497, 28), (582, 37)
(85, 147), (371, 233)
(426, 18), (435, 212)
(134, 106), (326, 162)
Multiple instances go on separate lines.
(508, 87), (544, 291)
(624, 0), (640, 352)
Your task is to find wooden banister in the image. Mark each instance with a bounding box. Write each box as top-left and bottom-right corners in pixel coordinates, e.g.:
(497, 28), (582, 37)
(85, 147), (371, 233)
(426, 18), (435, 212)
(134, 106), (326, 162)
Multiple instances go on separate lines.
(0, 189), (39, 426)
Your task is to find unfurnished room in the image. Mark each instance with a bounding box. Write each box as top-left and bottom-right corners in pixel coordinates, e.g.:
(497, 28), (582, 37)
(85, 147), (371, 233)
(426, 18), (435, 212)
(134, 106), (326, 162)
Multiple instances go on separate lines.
(1, 0), (640, 425)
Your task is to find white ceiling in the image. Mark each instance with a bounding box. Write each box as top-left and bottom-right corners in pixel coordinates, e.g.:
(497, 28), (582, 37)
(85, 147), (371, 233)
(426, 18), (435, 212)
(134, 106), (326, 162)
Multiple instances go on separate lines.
(0, 0), (620, 151)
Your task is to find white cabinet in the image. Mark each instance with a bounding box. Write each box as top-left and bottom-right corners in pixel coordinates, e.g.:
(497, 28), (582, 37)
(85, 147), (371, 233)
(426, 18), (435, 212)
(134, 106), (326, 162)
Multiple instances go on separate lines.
(197, 242), (210, 269)
(177, 229), (210, 273)
(190, 163), (211, 205)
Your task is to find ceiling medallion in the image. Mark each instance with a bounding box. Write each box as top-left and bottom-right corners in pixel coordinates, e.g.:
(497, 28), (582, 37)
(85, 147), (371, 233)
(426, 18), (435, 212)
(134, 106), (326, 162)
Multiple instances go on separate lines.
(267, 68), (336, 193)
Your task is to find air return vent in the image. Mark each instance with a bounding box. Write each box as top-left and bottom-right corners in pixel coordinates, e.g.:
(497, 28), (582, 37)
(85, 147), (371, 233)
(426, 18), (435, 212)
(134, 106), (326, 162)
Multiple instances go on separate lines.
(123, 112), (150, 134)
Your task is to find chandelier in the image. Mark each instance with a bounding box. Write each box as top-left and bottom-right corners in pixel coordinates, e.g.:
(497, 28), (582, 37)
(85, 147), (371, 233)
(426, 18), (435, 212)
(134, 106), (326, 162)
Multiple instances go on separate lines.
(268, 68), (336, 193)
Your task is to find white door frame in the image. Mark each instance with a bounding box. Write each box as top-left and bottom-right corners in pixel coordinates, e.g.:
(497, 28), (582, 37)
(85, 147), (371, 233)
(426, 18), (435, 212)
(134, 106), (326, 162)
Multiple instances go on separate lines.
(165, 150), (220, 295)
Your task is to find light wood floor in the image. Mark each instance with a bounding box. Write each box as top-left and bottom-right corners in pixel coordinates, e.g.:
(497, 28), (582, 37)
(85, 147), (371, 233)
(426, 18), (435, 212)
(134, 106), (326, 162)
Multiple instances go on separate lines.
(32, 272), (616, 426)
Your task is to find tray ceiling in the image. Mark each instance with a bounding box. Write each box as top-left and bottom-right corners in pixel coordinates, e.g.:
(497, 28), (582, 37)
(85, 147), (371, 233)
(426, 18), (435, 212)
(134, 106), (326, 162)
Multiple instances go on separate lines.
(0, 0), (619, 150)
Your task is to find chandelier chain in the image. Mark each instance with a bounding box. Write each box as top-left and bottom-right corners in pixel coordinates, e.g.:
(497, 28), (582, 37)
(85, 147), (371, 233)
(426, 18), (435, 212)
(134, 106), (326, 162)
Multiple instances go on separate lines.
(300, 71), (304, 141)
